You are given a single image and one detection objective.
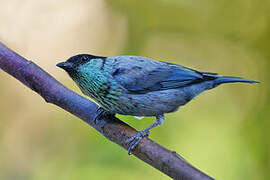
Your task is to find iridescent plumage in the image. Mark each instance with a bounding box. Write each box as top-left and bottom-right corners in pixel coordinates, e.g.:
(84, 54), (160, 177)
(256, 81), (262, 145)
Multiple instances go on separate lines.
(57, 54), (258, 154)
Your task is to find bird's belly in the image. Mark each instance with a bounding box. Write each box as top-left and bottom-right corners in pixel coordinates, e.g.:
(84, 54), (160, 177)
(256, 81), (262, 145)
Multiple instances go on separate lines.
(116, 89), (192, 116)
(95, 81), (213, 116)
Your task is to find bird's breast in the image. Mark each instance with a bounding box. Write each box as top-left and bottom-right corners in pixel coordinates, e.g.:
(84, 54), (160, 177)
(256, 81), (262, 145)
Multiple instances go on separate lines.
(76, 74), (124, 113)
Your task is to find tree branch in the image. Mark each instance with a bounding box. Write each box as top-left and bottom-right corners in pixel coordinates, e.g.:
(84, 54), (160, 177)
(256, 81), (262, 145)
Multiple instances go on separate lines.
(0, 42), (214, 180)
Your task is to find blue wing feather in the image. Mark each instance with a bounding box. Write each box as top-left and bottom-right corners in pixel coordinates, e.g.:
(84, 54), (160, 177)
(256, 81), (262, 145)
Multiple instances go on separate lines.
(106, 56), (212, 94)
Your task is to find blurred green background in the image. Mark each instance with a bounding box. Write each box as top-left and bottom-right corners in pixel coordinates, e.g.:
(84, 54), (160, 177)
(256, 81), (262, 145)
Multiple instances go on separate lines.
(0, 0), (268, 179)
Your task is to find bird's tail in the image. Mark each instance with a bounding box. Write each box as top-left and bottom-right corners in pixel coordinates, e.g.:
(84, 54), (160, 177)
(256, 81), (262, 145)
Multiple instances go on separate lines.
(213, 76), (259, 86)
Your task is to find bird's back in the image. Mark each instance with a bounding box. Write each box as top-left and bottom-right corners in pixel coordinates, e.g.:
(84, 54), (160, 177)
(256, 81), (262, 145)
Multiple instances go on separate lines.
(105, 56), (214, 93)
(99, 56), (217, 115)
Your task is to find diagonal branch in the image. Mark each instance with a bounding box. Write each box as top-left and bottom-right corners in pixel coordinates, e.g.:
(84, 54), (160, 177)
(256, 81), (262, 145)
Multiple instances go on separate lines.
(0, 42), (214, 180)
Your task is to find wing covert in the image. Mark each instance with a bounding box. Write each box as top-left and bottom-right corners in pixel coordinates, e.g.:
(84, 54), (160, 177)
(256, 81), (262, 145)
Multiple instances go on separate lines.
(106, 56), (205, 94)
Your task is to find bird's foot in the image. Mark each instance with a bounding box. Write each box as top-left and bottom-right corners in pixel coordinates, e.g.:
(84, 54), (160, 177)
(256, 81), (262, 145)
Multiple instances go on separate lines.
(94, 107), (112, 124)
(126, 130), (149, 155)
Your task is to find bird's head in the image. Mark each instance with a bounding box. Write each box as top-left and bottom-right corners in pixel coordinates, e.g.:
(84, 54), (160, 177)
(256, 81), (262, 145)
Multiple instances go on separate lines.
(57, 54), (106, 77)
(57, 54), (93, 72)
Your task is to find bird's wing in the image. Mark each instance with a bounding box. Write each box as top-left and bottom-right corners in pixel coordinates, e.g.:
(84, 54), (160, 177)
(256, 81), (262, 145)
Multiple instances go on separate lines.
(106, 56), (212, 94)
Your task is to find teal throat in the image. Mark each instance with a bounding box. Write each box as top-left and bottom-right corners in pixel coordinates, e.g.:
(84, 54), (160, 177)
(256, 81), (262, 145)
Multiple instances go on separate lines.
(71, 70), (122, 113)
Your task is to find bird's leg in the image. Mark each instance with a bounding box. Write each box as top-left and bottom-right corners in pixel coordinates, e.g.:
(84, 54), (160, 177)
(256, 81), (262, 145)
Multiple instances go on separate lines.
(94, 107), (112, 124)
(126, 114), (165, 155)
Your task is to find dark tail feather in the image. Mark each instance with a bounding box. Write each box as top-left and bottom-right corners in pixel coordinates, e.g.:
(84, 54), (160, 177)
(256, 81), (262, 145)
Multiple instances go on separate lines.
(213, 76), (259, 86)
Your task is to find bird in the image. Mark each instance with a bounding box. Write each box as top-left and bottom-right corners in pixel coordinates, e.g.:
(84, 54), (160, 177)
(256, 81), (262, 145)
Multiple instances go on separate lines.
(57, 54), (258, 154)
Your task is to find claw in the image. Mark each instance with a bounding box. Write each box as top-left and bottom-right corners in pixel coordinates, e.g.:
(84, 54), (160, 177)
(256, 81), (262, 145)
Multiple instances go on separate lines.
(125, 114), (165, 155)
(126, 130), (149, 155)
(94, 107), (112, 124)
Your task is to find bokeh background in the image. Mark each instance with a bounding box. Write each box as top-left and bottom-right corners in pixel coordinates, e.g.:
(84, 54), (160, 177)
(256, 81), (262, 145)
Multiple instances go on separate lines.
(0, 0), (269, 179)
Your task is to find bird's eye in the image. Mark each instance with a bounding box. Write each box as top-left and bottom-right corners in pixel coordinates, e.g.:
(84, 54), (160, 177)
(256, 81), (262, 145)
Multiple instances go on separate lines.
(81, 56), (88, 61)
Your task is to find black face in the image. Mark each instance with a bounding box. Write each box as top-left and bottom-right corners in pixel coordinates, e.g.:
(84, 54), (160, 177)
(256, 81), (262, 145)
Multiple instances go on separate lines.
(56, 54), (106, 72)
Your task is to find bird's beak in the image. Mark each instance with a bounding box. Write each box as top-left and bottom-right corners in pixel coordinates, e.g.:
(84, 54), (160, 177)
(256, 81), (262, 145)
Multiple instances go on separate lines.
(56, 62), (73, 69)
